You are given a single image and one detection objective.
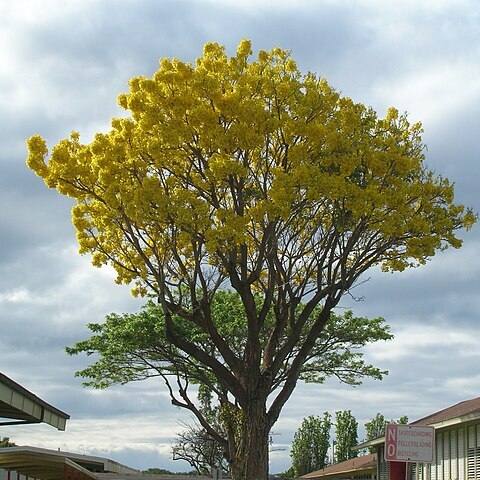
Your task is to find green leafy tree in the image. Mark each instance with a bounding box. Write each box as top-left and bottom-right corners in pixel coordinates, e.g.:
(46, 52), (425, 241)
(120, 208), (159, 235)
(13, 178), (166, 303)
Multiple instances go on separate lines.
(27, 39), (475, 479)
(290, 413), (332, 477)
(67, 292), (391, 478)
(364, 413), (408, 453)
(142, 468), (196, 476)
(334, 410), (358, 463)
(397, 416), (409, 425)
(364, 412), (386, 453)
(142, 468), (174, 474)
(0, 437), (16, 448)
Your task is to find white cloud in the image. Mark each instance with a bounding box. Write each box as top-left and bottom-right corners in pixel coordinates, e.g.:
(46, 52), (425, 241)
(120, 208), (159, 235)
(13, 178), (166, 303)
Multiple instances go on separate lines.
(2, 415), (191, 471)
(443, 375), (480, 396)
(374, 61), (480, 126)
(367, 324), (480, 362)
(0, 288), (29, 303)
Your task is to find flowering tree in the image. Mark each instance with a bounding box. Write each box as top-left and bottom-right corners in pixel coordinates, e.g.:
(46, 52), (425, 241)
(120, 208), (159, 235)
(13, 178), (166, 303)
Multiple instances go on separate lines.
(27, 40), (475, 479)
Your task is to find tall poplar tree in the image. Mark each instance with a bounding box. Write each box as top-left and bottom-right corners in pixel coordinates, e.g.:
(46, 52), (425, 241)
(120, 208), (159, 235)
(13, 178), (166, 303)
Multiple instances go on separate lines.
(334, 410), (358, 463)
(290, 413), (332, 477)
(27, 40), (475, 479)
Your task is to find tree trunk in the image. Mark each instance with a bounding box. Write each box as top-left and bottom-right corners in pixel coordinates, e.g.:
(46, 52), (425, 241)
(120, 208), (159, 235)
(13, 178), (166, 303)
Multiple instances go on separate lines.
(229, 399), (270, 480)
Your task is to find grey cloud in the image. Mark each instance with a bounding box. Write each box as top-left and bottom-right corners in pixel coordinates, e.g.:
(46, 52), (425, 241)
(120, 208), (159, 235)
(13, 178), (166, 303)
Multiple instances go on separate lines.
(0, 192), (74, 263)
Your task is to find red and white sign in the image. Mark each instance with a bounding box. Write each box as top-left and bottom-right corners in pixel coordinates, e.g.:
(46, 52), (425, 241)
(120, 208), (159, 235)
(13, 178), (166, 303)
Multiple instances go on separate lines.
(385, 424), (435, 463)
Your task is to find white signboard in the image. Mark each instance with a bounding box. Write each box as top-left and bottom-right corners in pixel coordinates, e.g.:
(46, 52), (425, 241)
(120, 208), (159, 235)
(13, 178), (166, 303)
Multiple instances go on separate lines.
(385, 424), (435, 463)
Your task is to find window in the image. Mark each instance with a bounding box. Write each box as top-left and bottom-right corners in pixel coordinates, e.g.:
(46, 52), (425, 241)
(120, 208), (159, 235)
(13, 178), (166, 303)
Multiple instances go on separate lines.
(467, 425), (480, 480)
(378, 446), (388, 480)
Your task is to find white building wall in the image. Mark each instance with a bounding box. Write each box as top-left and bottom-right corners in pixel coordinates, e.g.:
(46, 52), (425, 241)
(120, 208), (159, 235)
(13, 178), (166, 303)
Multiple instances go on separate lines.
(411, 422), (480, 480)
(369, 422), (480, 480)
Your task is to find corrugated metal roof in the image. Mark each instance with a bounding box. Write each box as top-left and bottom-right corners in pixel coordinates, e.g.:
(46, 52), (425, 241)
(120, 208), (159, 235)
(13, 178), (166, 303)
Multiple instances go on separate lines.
(0, 372), (69, 430)
(300, 453), (377, 479)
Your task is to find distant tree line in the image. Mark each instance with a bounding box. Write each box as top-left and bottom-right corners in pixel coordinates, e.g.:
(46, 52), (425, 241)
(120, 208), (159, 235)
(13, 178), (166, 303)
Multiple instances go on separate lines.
(364, 413), (408, 453)
(0, 437), (16, 448)
(142, 468), (198, 476)
(167, 408), (409, 478)
(287, 411), (408, 478)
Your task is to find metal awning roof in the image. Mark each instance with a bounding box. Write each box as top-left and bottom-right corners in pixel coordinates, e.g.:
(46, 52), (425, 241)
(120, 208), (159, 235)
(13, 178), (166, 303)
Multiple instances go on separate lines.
(0, 447), (97, 480)
(0, 447), (140, 480)
(0, 372), (70, 430)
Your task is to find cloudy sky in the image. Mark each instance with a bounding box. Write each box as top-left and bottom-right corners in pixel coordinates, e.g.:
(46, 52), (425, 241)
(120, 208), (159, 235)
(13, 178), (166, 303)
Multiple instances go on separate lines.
(1, 0), (479, 474)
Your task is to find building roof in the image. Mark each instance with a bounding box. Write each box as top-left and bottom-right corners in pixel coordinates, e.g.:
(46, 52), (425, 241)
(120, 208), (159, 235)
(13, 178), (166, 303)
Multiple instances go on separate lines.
(411, 396), (480, 427)
(355, 395), (480, 451)
(0, 372), (70, 430)
(300, 454), (377, 479)
(0, 446), (139, 480)
(0, 447), (222, 480)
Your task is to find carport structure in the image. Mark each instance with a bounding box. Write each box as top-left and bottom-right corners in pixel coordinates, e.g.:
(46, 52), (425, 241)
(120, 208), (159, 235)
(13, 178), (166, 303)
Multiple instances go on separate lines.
(0, 373), (69, 430)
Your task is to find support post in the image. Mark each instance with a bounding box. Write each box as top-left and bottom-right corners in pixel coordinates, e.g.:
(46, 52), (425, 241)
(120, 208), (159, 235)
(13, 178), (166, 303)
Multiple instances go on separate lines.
(389, 461), (407, 480)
